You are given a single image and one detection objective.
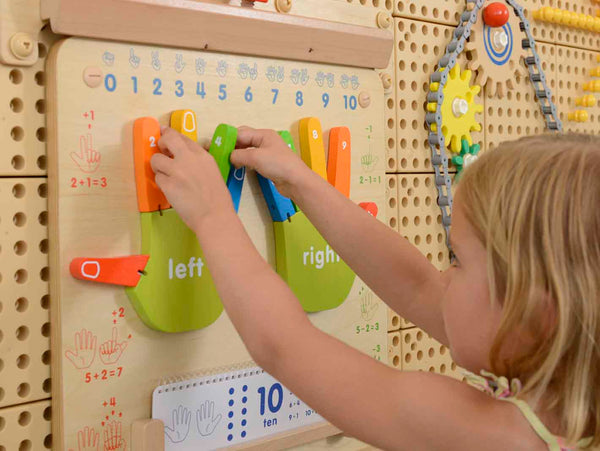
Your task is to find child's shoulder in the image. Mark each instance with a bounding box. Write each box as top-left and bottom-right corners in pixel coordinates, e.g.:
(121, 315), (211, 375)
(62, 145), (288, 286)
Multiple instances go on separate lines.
(395, 371), (547, 450)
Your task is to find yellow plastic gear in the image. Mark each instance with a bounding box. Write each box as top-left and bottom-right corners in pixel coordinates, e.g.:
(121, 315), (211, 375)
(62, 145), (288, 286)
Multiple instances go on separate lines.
(428, 64), (483, 153)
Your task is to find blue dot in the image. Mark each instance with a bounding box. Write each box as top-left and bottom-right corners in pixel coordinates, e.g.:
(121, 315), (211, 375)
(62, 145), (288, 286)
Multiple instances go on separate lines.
(242, 408), (247, 415)
(242, 396), (247, 403)
(229, 388), (234, 395)
(241, 431), (247, 438)
(243, 385), (248, 392)
(228, 400), (234, 407)
(227, 434), (233, 441)
(241, 419), (247, 426)
(228, 422), (233, 430)
(228, 411), (234, 418)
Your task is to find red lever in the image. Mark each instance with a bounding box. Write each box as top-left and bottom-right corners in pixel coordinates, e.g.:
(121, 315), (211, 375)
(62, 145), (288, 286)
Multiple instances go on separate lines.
(70, 255), (150, 287)
(359, 202), (378, 218)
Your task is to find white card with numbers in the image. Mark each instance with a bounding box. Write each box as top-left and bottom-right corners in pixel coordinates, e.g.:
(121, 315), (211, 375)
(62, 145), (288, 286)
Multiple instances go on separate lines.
(152, 366), (324, 449)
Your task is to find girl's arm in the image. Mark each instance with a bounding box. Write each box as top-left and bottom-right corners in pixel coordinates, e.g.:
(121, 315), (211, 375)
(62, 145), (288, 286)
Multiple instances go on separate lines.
(150, 130), (536, 450)
(231, 127), (448, 344)
(195, 211), (529, 451)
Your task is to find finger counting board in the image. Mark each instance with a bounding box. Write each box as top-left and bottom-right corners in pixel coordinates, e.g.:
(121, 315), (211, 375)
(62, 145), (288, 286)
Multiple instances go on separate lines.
(48, 38), (387, 449)
(152, 366), (324, 449)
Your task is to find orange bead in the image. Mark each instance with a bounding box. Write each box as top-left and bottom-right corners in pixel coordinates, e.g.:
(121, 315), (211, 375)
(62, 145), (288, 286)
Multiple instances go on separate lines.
(483, 2), (510, 27)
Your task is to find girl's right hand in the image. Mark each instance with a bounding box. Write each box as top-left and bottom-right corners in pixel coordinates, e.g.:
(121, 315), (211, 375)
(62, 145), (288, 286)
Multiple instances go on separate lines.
(230, 126), (311, 199)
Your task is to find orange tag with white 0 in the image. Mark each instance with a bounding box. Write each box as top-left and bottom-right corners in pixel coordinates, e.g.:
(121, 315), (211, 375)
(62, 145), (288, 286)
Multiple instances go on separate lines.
(70, 256), (150, 287)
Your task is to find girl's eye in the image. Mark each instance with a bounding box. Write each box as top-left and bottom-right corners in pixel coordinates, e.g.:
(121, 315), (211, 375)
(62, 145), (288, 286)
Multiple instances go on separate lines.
(449, 250), (459, 266)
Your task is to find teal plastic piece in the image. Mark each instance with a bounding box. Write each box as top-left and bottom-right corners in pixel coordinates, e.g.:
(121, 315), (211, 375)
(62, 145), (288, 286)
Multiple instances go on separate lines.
(125, 209), (223, 332)
(452, 139), (481, 177)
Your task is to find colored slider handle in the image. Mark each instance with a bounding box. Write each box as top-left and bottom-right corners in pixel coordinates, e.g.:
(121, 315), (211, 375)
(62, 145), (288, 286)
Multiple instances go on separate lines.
(70, 255), (150, 287)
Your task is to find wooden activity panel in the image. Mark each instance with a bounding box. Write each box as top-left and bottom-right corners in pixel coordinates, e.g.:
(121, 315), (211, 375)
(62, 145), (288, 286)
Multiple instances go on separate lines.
(2, 0), (600, 448)
(47, 37), (387, 449)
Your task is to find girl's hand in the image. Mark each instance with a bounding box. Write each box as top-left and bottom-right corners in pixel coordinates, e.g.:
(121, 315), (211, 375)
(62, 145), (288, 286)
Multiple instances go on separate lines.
(150, 127), (235, 233)
(231, 126), (310, 199)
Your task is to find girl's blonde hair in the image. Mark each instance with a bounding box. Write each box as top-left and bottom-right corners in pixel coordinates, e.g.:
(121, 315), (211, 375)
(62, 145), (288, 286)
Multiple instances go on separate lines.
(458, 133), (599, 447)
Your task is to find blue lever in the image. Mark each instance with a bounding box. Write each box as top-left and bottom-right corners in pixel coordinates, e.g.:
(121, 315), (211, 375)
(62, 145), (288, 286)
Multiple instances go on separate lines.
(227, 166), (245, 213)
(257, 175), (296, 222)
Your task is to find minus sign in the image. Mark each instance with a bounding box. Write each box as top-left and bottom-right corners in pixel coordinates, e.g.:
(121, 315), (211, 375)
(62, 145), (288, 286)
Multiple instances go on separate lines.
(89, 74), (102, 78)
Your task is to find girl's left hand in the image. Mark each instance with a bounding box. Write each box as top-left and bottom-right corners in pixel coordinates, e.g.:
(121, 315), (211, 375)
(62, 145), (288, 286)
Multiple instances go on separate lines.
(150, 127), (235, 233)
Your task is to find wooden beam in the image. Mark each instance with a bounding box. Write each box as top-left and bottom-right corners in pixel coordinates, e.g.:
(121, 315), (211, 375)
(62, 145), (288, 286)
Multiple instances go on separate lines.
(44, 0), (393, 69)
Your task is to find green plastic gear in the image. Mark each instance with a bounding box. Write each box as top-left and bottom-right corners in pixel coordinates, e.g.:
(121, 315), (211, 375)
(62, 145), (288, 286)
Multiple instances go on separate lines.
(451, 139), (481, 177)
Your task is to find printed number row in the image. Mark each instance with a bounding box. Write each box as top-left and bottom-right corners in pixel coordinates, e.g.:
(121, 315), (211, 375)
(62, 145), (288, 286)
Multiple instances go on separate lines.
(104, 75), (358, 110)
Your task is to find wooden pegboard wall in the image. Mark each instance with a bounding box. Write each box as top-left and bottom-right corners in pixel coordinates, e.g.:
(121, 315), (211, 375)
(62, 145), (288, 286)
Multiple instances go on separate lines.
(0, 25), (56, 451)
(0, 179), (51, 409)
(393, 18), (485, 172)
(0, 28), (58, 176)
(557, 45), (600, 135)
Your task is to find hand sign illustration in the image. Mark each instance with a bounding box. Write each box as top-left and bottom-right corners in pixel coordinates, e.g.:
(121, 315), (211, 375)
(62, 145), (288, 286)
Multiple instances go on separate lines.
(360, 290), (379, 321)
(360, 151), (379, 173)
(76, 426), (100, 451)
(164, 405), (192, 443)
(65, 328), (97, 369)
(99, 328), (128, 365)
(129, 48), (140, 68)
(71, 134), (101, 173)
(103, 421), (126, 451)
(196, 400), (222, 437)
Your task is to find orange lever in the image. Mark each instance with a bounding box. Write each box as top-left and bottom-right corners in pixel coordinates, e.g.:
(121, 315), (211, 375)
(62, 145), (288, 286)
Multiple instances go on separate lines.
(70, 255), (150, 287)
(133, 117), (171, 213)
(327, 126), (351, 198)
(359, 202), (378, 218)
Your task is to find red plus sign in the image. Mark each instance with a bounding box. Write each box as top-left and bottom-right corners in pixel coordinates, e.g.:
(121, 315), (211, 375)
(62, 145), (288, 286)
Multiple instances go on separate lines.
(103, 401), (108, 407)
(83, 112), (89, 118)
(112, 311), (117, 316)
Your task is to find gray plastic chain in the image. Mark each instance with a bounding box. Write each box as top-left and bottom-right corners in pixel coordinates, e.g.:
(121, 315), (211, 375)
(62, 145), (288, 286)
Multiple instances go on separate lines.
(425, 0), (562, 253)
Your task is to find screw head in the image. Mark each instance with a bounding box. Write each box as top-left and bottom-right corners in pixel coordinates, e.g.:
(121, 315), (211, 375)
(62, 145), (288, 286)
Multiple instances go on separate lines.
(376, 12), (392, 29)
(358, 91), (371, 108)
(452, 98), (469, 117)
(275, 0), (292, 13)
(380, 72), (392, 90)
(493, 30), (509, 49)
(9, 33), (35, 60)
(83, 66), (103, 88)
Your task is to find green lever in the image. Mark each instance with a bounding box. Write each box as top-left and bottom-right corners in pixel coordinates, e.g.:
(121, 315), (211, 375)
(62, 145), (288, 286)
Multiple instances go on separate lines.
(278, 130), (297, 155)
(277, 131), (300, 212)
(209, 124), (238, 182)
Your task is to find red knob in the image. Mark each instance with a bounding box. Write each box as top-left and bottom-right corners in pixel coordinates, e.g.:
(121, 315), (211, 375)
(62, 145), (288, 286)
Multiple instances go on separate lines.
(483, 2), (510, 27)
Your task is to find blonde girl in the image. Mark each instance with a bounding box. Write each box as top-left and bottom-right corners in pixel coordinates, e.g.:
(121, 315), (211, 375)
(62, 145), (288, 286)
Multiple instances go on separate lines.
(150, 129), (598, 450)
